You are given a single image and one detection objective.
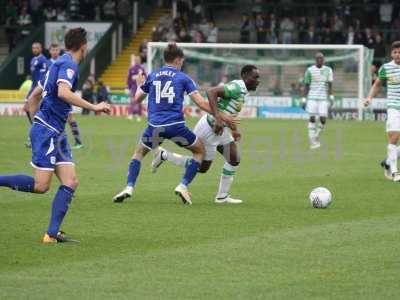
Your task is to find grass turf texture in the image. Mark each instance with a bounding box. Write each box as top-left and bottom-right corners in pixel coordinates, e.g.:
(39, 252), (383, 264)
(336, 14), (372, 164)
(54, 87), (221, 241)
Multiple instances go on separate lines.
(0, 116), (399, 299)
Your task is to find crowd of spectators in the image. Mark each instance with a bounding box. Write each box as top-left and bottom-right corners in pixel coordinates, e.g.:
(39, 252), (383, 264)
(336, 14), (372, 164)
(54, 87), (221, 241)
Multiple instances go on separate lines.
(2, 0), (133, 53)
(239, 0), (400, 64)
(151, 1), (218, 44)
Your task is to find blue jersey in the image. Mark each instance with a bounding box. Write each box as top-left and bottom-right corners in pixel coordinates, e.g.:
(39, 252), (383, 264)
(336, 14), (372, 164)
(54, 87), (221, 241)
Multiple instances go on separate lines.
(38, 59), (56, 89)
(47, 58), (56, 69)
(140, 65), (197, 126)
(35, 53), (79, 133)
(27, 54), (48, 97)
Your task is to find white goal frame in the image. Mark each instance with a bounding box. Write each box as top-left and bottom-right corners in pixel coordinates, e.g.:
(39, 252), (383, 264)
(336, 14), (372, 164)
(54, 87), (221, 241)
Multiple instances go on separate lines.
(147, 42), (369, 120)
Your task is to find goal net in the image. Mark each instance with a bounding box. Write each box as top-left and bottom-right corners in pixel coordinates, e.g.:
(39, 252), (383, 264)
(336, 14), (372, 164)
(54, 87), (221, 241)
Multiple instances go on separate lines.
(147, 43), (374, 120)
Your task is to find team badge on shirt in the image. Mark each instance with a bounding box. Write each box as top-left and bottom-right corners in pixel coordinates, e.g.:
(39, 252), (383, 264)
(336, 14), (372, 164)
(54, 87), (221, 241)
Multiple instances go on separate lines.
(67, 69), (75, 79)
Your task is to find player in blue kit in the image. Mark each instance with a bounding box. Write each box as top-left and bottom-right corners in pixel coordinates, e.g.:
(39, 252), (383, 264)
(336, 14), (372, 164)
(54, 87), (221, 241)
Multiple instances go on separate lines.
(0, 28), (111, 243)
(112, 43), (228, 205)
(28, 43), (84, 149)
(23, 42), (48, 147)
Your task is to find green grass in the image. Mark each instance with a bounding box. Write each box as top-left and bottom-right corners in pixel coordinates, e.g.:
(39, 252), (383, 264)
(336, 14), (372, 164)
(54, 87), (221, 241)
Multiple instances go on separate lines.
(0, 116), (399, 299)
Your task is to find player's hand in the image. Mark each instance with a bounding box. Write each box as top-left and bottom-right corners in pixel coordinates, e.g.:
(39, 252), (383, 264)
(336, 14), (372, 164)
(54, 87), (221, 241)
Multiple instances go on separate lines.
(301, 97), (307, 110)
(213, 117), (224, 135)
(136, 71), (146, 87)
(364, 98), (371, 107)
(220, 113), (240, 131)
(93, 102), (111, 114)
(232, 131), (241, 142)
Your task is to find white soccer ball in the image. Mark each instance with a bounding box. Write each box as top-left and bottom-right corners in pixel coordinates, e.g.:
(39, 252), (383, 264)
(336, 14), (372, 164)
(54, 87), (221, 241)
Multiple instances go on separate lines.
(309, 187), (332, 208)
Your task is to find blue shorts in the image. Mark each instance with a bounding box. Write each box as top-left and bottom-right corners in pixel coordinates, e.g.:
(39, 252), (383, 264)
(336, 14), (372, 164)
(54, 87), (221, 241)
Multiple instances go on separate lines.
(30, 122), (74, 171)
(141, 123), (197, 149)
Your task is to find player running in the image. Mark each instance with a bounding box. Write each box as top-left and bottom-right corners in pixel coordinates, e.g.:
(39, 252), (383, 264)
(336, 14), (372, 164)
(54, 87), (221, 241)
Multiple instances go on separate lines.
(28, 43), (84, 149)
(303, 52), (334, 149)
(0, 28), (110, 243)
(112, 43), (234, 205)
(151, 65), (260, 204)
(23, 42), (48, 147)
(365, 41), (400, 182)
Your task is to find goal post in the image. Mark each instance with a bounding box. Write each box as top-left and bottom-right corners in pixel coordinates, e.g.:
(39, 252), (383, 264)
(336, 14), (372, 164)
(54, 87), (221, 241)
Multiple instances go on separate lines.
(147, 42), (374, 121)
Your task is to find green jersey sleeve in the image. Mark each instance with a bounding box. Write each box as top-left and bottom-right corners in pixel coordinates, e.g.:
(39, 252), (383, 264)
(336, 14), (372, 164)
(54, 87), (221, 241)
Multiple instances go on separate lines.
(378, 66), (387, 82)
(223, 82), (242, 99)
(304, 69), (312, 84)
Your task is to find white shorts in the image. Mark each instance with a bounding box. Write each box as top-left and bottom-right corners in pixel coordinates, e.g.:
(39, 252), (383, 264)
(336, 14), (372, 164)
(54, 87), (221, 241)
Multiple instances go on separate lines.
(386, 108), (400, 132)
(193, 115), (234, 161)
(306, 100), (329, 117)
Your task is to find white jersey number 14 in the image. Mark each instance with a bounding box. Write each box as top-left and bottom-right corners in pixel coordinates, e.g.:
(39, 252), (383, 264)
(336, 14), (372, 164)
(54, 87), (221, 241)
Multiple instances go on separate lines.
(153, 80), (175, 104)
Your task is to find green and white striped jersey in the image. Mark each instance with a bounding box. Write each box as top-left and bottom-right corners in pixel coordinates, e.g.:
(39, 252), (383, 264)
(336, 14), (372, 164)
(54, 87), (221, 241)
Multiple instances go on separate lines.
(378, 61), (400, 110)
(304, 65), (333, 101)
(207, 79), (248, 126)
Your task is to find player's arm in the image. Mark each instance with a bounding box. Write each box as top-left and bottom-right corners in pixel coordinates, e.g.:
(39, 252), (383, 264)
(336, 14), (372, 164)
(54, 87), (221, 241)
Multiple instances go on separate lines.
(302, 69), (311, 104)
(190, 92), (239, 130)
(133, 72), (147, 103)
(328, 82), (334, 104)
(189, 91), (212, 113)
(58, 83), (110, 113)
(365, 65), (385, 107)
(206, 85), (228, 134)
(27, 85), (43, 116)
(364, 78), (382, 107)
(328, 69), (334, 102)
(303, 84), (310, 98)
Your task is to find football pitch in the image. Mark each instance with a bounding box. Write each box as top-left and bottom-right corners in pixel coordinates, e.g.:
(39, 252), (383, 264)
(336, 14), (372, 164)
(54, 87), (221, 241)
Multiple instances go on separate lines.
(0, 116), (399, 299)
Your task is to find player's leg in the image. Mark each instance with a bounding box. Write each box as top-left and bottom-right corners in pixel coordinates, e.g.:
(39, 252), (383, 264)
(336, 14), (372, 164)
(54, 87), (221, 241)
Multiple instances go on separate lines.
(167, 124), (205, 204)
(386, 132), (400, 181)
(174, 137), (204, 204)
(67, 114), (83, 149)
(41, 163), (79, 243)
(0, 123), (55, 193)
(41, 132), (79, 243)
(215, 141), (242, 204)
(112, 127), (153, 203)
(152, 115), (212, 173)
(306, 100), (319, 149)
(23, 99), (32, 148)
(0, 167), (52, 193)
(316, 101), (329, 139)
(384, 109), (400, 181)
(152, 146), (213, 173)
(135, 103), (142, 122)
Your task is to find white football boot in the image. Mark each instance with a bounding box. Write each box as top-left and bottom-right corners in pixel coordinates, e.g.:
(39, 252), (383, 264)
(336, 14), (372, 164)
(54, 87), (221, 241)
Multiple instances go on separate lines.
(112, 186), (133, 203)
(174, 184), (192, 205)
(215, 195), (243, 204)
(310, 142), (321, 150)
(380, 160), (392, 180)
(310, 135), (321, 150)
(392, 172), (400, 182)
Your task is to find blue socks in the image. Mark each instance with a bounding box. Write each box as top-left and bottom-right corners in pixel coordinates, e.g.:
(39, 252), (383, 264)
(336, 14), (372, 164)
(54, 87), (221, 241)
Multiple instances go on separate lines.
(47, 185), (75, 237)
(0, 174), (35, 193)
(181, 159), (200, 187)
(69, 121), (82, 145)
(127, 159), (141, 187)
